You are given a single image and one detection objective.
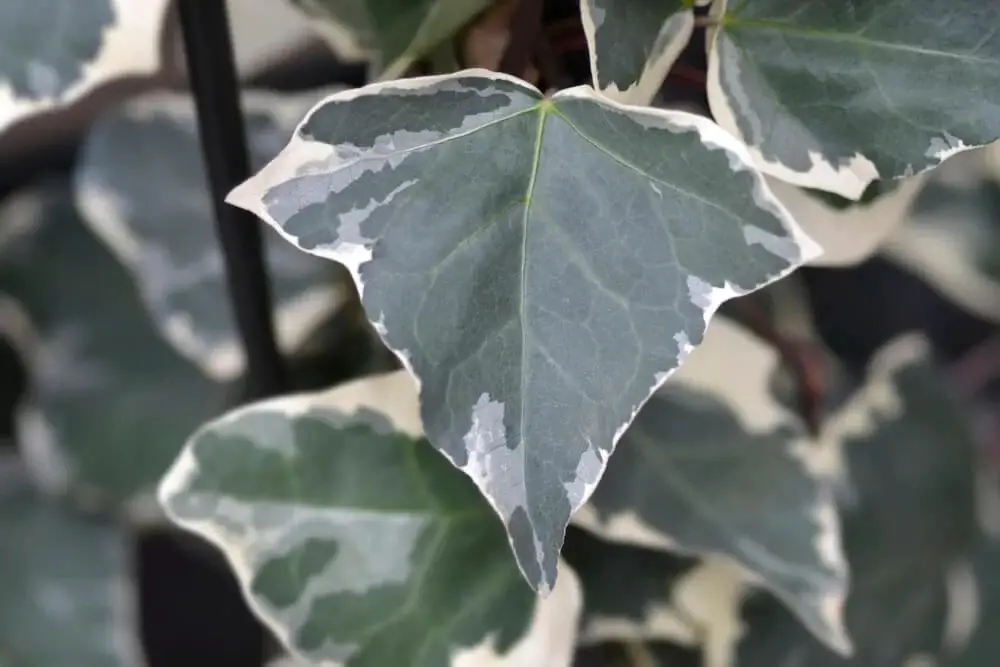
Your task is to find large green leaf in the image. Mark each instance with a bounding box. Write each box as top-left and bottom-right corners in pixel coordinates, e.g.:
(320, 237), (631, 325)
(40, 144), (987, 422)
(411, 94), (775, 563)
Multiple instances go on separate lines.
(732, 333), (979, 667)
(571, 316), (848, 654)
(706, 0), (1000, 200)
(0, 181), (223, 515)
(74, 90), (348, 381)
(291, 0), (491, 80)
(158, 370), (583, 667)
(227, 69), (820, 594)
(0, 457), (142, 667)
(883, 177), (1000, 325)
(0, 0), (169, 135)
(579, 0), (695, 105)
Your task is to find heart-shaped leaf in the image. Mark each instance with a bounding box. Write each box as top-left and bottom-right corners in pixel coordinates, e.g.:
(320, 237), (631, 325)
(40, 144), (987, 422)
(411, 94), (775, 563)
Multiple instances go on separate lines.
(580, 0), (695, 105)
(707, 0), (1000, 199)
(733, 333), (979, 667)
(0, 180), (223, 514)
(0, 456), (142, 667)
(227, 69), (820, 594)
(74, 90), (348, 381)
(0, 0), (169, 134)
(158, 370), (583, 667)
(572, 316), (849, 654)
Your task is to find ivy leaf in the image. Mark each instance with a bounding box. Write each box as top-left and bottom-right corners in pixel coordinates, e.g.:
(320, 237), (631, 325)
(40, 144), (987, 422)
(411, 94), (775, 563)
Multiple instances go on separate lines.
(580, 0), (695, 105)
(0, 181), (222, 515)
(74, 90), (348, 381)
(572, 316), (849, 655)
(227, 69), (820, 594)
(158, 370), (583, 667)
(291, 0), (492, 80)
(734, 333), (979, 667)
(883, 178), (1000, 325)
(0, 457), (142, 667)
(0, 0), (169, 135)
(707, 0), (1000, 200)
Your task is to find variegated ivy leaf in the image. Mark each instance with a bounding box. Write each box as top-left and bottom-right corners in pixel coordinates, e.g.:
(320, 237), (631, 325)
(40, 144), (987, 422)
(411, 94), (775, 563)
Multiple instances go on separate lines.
(74, 89), (348, 382)
(579, 0), (696, 105)
(0, 456), (142, 667)
(0, 0), (169, 135)
(706, 0), (1000, 200)
(0, 181), (223, 516)
(572, 316), (849, 655)
(732, 333), (979, 667)
(883, 177), (1000, 325)
(158, 370), (583, 667)
(227, 69), (821, 594)
(291, 0), (492, 80)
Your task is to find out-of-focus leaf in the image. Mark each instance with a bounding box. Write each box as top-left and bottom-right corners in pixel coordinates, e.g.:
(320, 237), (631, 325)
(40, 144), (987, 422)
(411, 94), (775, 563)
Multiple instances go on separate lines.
(948, 540), (1000, 667)
(769, 175), (927, 267)
(733, 333), (979, 667)
(566, 526), (753, 667)
(0, 181), (222, 515)
(290, 0), (492, 79)
(579, 0), (695, 105)
(883, 178), (1000, 325)
(74, 90), (349, 382)
(0, 0), (169, 135)
(158, 369), (582, 667)
(706, 0), (1000, 199)
(0, 456), (142, 667)
(227, 69), (820, 594)
(571, 316), (848, 655)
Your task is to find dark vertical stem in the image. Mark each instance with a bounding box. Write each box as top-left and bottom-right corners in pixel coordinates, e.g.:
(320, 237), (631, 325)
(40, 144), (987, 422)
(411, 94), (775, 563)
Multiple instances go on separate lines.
(176, 0), (287, 399)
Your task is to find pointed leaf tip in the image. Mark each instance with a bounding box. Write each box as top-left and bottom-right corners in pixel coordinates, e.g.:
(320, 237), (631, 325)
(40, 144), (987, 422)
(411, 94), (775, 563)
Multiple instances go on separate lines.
(228, 71), (818, 592)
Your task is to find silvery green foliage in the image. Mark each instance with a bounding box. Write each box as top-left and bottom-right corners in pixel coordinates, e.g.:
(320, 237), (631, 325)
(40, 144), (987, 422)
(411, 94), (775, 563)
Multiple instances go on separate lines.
(158, 370), (583, 667)
(0, 181), (222, 514)
(0, 456), (142, 667)
(705, 0), (1000, 199)
(74, 90), (348, 381)
(0, 0), (169, 135)
(227, 69), (820, 594)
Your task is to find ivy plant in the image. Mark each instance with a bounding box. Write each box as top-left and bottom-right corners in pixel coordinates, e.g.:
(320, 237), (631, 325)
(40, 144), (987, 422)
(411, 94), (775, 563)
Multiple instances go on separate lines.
(1, 1), (1000, 667)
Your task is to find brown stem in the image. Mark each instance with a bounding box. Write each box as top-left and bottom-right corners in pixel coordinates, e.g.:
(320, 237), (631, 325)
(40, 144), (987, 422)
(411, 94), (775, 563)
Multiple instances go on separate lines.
(728, 298), (826, 436)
